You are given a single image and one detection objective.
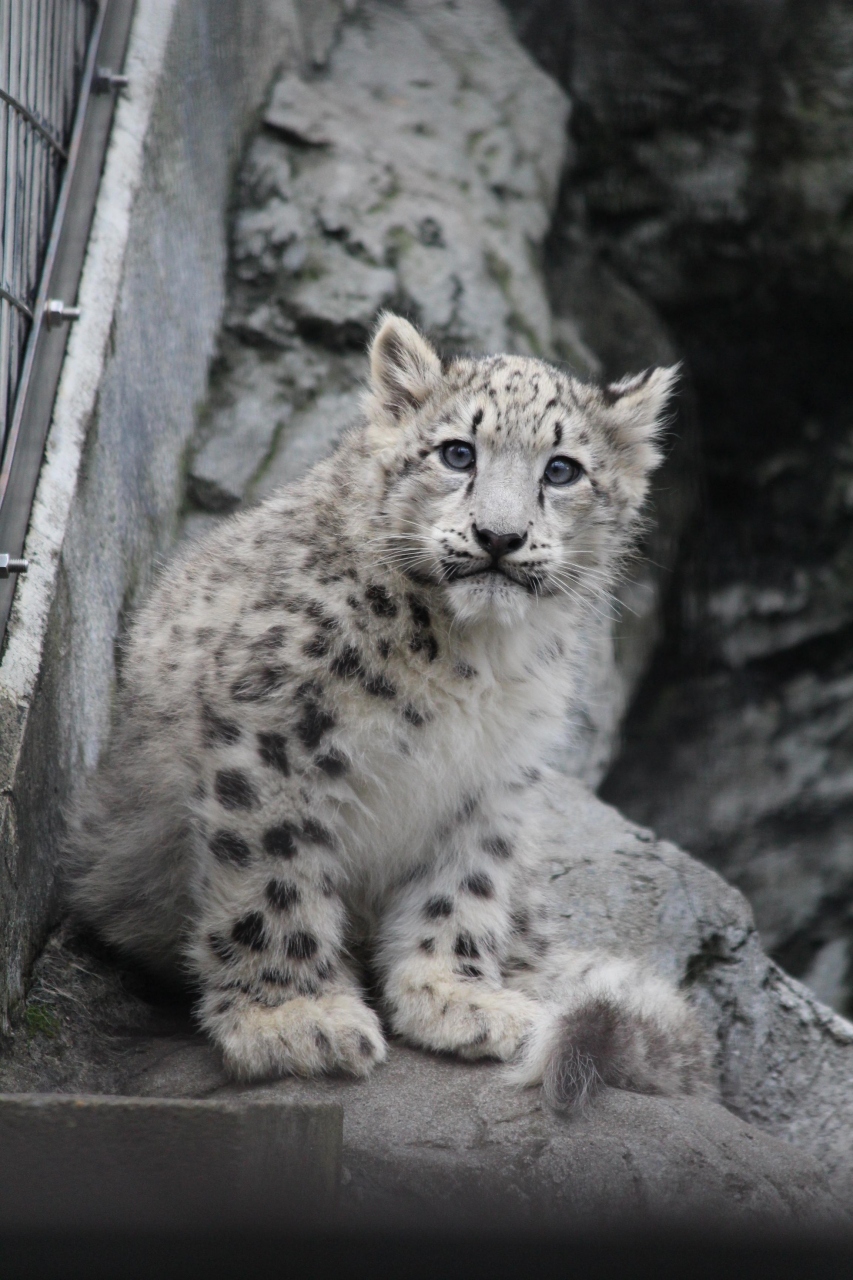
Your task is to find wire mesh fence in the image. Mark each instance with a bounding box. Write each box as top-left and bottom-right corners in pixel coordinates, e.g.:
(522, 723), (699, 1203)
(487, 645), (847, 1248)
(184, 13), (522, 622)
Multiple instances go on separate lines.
(0, 0), (97, 472)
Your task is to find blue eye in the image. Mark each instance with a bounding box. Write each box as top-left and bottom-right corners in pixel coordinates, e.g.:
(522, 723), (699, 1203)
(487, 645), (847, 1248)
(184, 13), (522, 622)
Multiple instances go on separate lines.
(440, 441), (475, 471)
(544, 456), (583, 486)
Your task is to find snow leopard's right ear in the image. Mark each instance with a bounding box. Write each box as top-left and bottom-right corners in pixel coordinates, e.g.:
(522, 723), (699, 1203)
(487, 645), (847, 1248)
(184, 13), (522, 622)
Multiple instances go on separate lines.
(598, 364), (680, 481)
(369, 313), (442, 422)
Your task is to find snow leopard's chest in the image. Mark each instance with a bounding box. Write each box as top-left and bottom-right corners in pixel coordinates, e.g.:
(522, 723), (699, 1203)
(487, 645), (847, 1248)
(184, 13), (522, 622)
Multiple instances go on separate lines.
(328, 628), (573, 877)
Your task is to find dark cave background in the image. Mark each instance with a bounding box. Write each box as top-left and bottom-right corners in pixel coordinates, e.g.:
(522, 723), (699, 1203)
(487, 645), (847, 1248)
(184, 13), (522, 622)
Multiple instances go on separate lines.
(505, 0), (853, 1013)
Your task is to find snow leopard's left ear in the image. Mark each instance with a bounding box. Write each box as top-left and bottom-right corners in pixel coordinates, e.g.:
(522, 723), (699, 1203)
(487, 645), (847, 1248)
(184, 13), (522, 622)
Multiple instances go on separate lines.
(600, 364), (680, 478)
(369, 313), (442, 423)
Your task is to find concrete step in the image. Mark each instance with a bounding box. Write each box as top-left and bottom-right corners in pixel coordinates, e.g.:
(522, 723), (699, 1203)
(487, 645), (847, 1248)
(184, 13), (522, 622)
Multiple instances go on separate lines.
(0, 1093), (341, 1232)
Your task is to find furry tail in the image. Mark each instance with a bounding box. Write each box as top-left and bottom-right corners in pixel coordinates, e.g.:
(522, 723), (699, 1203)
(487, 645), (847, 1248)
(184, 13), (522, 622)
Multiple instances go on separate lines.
(507, 953), (715, 1113)
(62, 712), (195, 976)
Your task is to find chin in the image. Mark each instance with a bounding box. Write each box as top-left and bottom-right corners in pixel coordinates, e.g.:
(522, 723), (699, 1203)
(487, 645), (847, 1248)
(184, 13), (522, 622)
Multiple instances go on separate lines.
(445, 573), (532, 628)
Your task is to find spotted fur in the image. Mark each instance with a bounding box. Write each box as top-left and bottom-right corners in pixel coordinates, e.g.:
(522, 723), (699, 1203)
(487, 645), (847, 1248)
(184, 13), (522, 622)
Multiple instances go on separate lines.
(65, 315), (712, 1105)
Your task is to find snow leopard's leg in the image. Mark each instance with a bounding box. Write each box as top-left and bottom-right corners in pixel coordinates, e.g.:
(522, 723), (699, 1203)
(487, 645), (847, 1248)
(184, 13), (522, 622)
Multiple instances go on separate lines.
(503, 929), (716, 1111)
(186, 796), (386, 1082)
(376, 795), (544, 1060)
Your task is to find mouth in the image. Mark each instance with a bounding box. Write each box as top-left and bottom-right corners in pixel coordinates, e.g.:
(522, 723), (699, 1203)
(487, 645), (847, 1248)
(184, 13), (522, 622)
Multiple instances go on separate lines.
(441, 560), (542, 593)
(442, 560), (506, 581)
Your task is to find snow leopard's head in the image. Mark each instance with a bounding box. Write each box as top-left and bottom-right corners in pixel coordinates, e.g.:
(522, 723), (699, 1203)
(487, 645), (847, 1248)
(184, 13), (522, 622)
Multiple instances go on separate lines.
(364, 314), (677, 627)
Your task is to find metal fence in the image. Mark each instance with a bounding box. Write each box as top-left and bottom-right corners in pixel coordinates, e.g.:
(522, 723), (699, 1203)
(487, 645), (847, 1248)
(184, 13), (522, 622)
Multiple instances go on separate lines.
(0, 0), (97, 467)
(0, 0), (133, 642)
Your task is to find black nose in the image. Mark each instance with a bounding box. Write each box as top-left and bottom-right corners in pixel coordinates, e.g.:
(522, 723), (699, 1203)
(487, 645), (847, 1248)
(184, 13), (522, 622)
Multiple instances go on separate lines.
(474, 526), (527, 559)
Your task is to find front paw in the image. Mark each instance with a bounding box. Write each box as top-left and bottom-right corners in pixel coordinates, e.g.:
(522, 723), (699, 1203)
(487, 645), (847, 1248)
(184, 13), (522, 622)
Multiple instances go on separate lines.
(205, 992), (388, 1082)
(387, 975), (540, 1061)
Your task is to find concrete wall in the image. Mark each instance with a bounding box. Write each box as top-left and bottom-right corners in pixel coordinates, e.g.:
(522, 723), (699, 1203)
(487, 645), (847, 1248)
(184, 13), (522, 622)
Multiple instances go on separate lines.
(0, 0), (316, 1026)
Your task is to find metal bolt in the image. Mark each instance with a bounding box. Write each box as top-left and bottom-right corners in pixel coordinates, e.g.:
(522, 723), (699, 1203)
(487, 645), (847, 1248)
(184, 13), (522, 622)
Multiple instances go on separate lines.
(0, 555), (28, 578)
(93, 67), (129, 94)
(45, 299), (81, 330)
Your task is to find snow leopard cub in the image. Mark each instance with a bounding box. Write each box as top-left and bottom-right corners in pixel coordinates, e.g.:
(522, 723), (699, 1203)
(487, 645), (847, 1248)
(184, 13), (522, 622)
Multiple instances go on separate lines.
(67, 314), (713, 1110)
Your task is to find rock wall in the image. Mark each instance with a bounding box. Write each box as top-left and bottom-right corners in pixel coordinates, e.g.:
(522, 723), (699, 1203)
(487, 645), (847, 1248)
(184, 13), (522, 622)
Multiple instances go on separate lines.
(505, 0), (853, 1014)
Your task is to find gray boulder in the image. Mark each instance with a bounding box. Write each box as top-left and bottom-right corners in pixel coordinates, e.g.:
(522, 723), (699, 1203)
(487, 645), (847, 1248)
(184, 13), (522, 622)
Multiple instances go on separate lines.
(505, 0), (853, 307)
(539, 777), (853, 1202)
(239, 1050), (845, 1228)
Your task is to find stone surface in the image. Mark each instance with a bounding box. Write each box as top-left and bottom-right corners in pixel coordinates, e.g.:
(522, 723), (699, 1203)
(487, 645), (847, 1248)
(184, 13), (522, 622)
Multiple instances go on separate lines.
(603, 662), (853, 1003)
(254, 389), (363, 500)
(188, 346), (295, 511)
(506, 0), (853, 307)
(260, 1050), (845, 1229)
(2, 781), (851, 1225)
(538, 779), (853, 1199)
